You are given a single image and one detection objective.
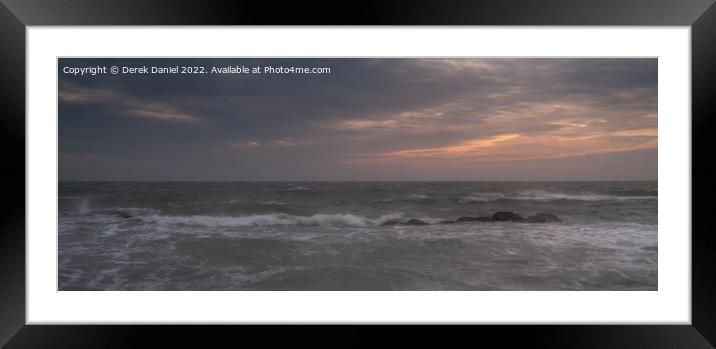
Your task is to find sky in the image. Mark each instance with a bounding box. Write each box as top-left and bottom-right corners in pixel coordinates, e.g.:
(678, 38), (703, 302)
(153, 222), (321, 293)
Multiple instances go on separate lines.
(58, 58), (657, 181)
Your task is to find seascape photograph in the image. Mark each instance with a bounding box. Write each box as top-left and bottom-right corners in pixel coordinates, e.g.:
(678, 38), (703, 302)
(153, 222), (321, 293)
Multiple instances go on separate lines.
(58, 58), (657, 291)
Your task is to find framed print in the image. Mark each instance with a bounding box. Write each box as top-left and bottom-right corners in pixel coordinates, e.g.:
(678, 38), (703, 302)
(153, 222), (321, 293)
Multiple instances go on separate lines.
(1, 0), (715, 347)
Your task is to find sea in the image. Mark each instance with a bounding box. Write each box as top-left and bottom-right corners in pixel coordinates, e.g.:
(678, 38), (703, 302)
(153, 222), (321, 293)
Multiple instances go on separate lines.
(58, 181), (658, 291)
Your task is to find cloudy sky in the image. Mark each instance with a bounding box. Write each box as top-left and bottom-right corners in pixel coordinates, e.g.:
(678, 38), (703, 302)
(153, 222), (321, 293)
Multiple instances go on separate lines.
(58, 58), (657, 181)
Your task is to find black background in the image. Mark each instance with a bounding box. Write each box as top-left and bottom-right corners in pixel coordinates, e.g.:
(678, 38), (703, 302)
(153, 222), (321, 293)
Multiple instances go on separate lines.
(1, 0), (715, 347)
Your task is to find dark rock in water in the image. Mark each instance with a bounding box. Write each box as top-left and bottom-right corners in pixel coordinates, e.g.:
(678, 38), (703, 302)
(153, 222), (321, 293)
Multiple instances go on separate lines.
(452, 212), (559, 223)
(117, 212), (133, 219)
(526, 213), (561, 223)
(382, 218), (430, 226)
(492, 211), (524, 222)
(402, 218), (430, 226)
(456, 216), (480, 222)
(380, 220), (401, 226)
(455, 216), (495, 223)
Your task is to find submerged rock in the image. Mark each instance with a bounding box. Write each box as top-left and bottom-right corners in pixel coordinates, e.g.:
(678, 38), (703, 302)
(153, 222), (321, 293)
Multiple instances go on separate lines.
(402, 218), (430, 226)
(455, 216), (494, 223)
(525, 213), (562, 223)
(117, 212), (133, 219)
(383, 212), (561, 226)
(379, 220), (401, 226)
(492, 211), (524, 222)
(455, 216), (479, 222)
(381, 218), (430, 226)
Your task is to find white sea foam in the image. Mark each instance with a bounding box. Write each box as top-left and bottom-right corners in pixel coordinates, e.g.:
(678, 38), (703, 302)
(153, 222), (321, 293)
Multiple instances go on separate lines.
(403, 194), (437, 202)
(371, 198), (397, 203)
(284, 185), (312, 192)
(143, 212), (408, 228)
(257, 200), (288, 206)
(458, 189), (657, 203)
(101, 223), (120, 237)
(77, 198), (92, 214)
(98, 207), (161, 215)
(221, 199), (245, 204)
(457, 193), (506, 203)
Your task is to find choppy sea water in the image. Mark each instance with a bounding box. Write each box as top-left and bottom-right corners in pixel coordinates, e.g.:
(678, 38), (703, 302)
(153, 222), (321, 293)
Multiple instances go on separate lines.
(58, 181), (657, 290)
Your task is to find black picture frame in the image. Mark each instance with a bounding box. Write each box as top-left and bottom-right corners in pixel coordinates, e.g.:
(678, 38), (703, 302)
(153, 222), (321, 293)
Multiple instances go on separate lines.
(1, 0), (714, 347)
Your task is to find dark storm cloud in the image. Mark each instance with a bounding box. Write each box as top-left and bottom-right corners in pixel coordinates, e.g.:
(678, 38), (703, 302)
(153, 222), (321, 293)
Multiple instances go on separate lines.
(58, 58), (657, 181)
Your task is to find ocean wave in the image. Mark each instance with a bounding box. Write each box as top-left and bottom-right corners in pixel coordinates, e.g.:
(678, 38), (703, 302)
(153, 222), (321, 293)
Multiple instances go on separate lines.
(372, 194), (436, 204)
(91, 207), (162, 217)
(406, 194), (435, 202)
(59, 195), (96, 200)
(221, 199), (246, 204)
(220, 200), (289, 208)
(78, 198), (92, 215)
(281, 185), (313, 193)
(371, 198), (397, 203)
(257, 200), (288, 206)
(58, 196), (95, 214)
(456, 193), (506, 203)
(457, 189), (657, 203)
(143, 212), (408, 228)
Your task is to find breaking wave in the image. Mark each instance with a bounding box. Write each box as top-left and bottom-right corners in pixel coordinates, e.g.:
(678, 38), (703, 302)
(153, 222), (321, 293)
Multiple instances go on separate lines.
(457, 189), (656, 203)
(372, 194), (436, 204)
(142, 212), (409, 228)
(280, 185), (314, 193)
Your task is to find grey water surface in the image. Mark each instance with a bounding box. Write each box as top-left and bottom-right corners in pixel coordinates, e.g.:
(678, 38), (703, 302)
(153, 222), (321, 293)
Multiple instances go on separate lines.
(58, 181), (657, 291)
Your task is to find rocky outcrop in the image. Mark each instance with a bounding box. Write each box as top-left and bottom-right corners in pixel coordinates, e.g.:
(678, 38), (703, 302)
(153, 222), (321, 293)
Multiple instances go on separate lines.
(525, 213), (562, 223)
(403, 218), (430, 226)
(117, 212), (133, 219)
(380, 219), (401, 226)
(455, 216), (494, 223)
(381, 212), (562, 226)
(380, 218), (430, 226)
(441, 212), (561, 224)
(492, 211), (524, 222)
